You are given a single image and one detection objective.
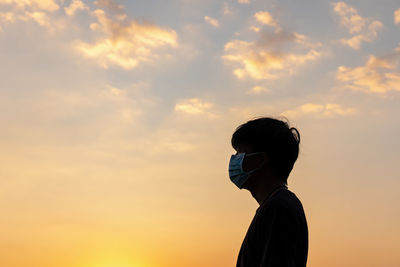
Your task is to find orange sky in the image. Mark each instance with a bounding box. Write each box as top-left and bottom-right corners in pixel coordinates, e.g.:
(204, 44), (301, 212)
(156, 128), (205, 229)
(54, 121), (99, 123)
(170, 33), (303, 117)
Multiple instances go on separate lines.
(0, 0), (400, 266)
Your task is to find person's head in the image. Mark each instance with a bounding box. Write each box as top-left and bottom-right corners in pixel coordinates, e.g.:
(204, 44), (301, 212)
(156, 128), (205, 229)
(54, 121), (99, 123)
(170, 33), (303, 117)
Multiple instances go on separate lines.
(230, 117), (300, 189)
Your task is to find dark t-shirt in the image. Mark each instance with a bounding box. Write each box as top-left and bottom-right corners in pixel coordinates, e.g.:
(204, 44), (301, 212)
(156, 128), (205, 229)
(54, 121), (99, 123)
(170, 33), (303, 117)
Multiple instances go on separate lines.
(236, 188), (308, 267)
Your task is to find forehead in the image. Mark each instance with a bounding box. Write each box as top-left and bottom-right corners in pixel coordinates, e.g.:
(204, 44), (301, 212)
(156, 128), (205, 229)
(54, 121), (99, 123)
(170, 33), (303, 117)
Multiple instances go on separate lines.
(235, 143), (254, 153)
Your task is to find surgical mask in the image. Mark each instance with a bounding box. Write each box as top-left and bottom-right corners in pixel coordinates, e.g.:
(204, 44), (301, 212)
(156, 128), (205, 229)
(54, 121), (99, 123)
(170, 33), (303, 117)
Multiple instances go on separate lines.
(228, 152), (266, 189)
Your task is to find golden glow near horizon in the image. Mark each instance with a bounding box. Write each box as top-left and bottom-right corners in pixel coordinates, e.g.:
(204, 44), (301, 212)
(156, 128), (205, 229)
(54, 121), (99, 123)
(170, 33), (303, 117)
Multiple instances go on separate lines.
(0, 0), (400, 266)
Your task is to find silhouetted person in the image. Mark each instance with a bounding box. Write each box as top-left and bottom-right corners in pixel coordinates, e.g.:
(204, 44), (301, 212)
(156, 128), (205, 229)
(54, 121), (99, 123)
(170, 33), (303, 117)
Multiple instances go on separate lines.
(229, 117), (308, 267)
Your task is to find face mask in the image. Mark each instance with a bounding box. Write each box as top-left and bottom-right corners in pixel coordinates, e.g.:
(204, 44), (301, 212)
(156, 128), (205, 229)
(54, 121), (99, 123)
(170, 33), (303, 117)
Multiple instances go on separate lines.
(228, 152), (266, 189)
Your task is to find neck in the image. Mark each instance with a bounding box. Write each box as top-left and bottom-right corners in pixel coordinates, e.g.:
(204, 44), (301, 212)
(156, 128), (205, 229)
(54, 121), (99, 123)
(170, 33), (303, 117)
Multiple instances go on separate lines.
(249, 177), (287, 205)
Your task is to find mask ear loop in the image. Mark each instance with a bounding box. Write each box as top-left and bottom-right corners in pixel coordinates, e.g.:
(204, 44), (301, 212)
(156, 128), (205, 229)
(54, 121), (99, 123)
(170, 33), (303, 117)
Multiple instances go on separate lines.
(246, 152), (269, 176)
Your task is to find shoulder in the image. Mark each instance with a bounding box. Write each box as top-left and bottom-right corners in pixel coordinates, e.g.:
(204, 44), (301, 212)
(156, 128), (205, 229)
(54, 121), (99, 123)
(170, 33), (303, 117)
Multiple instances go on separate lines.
(257, 189), (306, 222)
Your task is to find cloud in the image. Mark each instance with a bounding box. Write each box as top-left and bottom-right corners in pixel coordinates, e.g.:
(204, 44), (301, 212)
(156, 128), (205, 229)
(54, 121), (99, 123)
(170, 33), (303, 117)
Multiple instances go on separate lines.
(293, 32), (323, 48)
(223, 2), (233, 16)
(22, 10), (53, 28)
(247, 85), (269, 94)
(204, 16), (219, 27)
(395, 8), (400, 24)
(282, 103), (356, 118)
(64, 0), (89, 16)
(0, 0), (62, 32)
(238, 0), (250, 4)
(249, 25), (260, 32)
(332, 2), (365, 34)
(0, 0), (59, 12)
(332, 2), (383, 50)
(74, 7), (178, 69)
(254, 11), (278, 28)
(0, 11), (16, 26)
(222, 34), (321, 80)
(339, 20), (383, 50)
(254, 31), (322, 49)
(0, 10), (58, 32)
(336, 51), (400, 94)
(222, 10), (323, 81)
(174, 98), (217, 118)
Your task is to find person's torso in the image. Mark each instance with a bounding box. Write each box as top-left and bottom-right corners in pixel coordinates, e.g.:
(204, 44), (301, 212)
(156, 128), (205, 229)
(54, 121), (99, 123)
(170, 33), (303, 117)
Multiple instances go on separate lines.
(236, 188), (308, 267)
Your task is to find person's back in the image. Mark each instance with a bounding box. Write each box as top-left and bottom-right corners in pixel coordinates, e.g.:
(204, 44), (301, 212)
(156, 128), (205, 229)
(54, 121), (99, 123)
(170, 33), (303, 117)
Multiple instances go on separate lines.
(228, 117), (308, 267)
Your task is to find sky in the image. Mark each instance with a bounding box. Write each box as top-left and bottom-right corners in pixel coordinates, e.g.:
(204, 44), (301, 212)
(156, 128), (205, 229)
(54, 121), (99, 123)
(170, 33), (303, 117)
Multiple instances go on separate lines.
(0, 0), (400, 266)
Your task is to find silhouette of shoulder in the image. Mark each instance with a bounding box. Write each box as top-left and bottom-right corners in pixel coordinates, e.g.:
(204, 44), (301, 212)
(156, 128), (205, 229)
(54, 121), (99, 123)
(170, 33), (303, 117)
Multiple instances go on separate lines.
(258, 189), (306, 219)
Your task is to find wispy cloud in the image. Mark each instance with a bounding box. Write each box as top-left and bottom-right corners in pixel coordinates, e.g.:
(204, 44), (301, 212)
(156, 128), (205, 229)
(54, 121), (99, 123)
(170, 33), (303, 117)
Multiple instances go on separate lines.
(332, 2), (383, 50)
(0, 0), (178, 64)
(254, 11), (278, 28)
(395, 8), (400, 24)
(222, 30), (321, 80)
(247, 85), (269, 95)
(249, 25), (260, 32)
(238, 0), (250, 4)
(282, 103), (356, 118)
(0, 0), (63, 32)
(0, 0), (59, 12)
(223, 2), (233, 16)
(174, 98), (217, 118)
(0, 11), (13, 32)
(0, 11), (56, 31)
(222, 10), (323, 81)
(64, 0), (89, 16)
(204, 16), (219, 27)
(73, 4), (178, 69)
(336, 48), (400, 94)
(332, 2), (365, 34)
(339, 21), (383, 50)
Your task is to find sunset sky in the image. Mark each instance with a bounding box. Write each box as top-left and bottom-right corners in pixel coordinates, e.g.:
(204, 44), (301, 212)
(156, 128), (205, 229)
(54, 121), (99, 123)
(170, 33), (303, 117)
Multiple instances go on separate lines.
(0, 0), (400, 266)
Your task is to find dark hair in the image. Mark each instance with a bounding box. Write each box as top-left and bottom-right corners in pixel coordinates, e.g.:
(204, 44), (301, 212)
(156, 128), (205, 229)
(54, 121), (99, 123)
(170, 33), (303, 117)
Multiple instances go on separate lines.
(231, 117), (300, 181)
